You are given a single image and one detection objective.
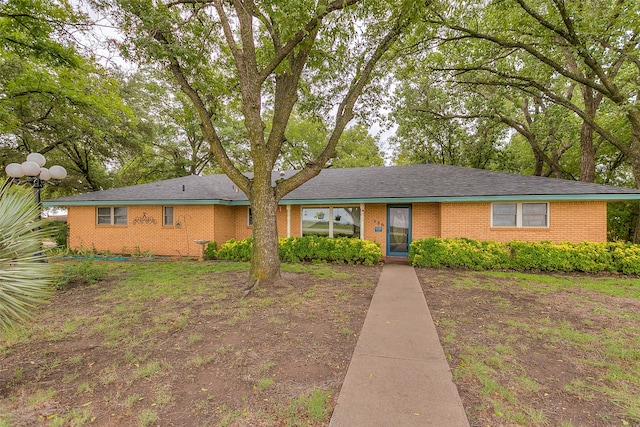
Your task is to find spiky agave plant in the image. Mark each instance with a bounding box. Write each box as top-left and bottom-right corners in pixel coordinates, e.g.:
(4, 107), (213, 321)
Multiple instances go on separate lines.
(0, 181), (53, 330)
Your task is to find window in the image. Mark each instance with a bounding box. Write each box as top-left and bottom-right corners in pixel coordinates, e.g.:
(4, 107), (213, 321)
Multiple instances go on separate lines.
(302, 206), (361, 238)
(248, 208), (253, 226)
(302, 207), (330, 236)
(97, 207), (128, 225)
(492, 203), (548, 228)
(522, 203), (547, 226)
(492, 203), (517, 227)
(163, 206), (174, 226)
(333, 207), (361, 238)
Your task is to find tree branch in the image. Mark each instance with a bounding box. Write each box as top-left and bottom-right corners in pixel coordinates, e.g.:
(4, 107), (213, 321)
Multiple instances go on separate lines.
(427, 16), (613, 98)
(258, 0), (360, 83)
(276, 10), (413, 199)
(451, 68), (631, 158)
(151, 29), (250, 192)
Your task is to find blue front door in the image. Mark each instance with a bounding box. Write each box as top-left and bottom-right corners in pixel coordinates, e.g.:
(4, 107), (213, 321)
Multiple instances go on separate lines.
(387, 205), (411, 256)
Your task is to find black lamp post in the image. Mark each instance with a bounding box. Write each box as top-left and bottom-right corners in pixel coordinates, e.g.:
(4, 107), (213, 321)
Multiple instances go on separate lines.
(4, 153), (67, 220)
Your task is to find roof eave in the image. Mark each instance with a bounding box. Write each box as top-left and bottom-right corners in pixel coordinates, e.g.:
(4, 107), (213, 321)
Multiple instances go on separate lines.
(43, 193), (640, 208)
(278, 194), (640, 204)
(42, 199), (237, 207)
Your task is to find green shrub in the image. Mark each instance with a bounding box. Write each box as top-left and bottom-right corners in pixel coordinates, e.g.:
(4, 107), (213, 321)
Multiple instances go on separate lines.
(216, 238), (253, 261)
(203, 241), (218, 260)
(54, 260), (109, 290)
(409, 238), (510, 270)
(279, 236), (382, 265)
(570, 242), (614, 273)
(609, 242), (640, 275)
(409, 238), (640, 275)
(507, 241), (614, 273)
(216, 236), (382, 265)
(0, 182), (53, 330)
(41, 220), (68, 248)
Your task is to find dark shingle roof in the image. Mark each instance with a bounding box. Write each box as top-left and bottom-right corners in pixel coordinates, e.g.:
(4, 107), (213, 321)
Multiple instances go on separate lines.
(45, 164), (640, 206)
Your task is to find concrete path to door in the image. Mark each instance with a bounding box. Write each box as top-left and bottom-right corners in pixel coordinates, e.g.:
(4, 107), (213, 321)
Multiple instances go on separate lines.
(329, 262), (470, 427)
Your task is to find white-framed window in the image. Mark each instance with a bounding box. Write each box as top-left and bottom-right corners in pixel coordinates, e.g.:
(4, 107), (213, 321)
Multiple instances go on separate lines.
(97, 207), (128, 225)
(163, 206), (174, 226)
(248, 208), (253, 226)
(492, 202), (548, 228)
(301, 206), (361, 238)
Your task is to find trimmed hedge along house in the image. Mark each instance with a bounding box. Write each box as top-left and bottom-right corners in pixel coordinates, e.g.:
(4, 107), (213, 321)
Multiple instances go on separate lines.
(45, 164), (640, 258)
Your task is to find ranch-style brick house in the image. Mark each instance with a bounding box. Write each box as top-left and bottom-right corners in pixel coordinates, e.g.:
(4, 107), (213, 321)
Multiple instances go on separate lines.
(45, 164), (640, 258)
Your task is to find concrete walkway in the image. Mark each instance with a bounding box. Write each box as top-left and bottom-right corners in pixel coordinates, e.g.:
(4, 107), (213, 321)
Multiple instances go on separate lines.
(329, 263), (470, 427)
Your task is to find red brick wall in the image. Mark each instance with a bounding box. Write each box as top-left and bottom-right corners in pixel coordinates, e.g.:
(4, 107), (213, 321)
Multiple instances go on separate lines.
(411, 203), (441, 239)
(439, 201), (607, 243)
(67, 200), (609, 258)
(234, 206), (252, 240)
(214, 205), (236, 244)
(68, 205), (217, 257)
(234, 205), (295, 240)
(289, 206), (302, 237)
(363, 204), (388, 255)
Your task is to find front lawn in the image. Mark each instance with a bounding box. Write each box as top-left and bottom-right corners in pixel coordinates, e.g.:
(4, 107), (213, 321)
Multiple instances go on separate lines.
(418, 269), (640, 427)
(2, 259), (638, 426)
(0, 260), (380, 426)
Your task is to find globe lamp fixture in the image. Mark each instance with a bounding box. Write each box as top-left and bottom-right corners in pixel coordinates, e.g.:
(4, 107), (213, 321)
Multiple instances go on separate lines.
(4, 153), (67, 218)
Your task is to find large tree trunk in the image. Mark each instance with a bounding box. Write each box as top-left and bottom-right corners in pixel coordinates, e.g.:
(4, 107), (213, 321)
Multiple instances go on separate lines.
(246, 170), (281, 293)
(629, 110), (640, 243)
(580, 122), (596, 183)
(630, 160), (640, 244)
(580, 86), (597, 182)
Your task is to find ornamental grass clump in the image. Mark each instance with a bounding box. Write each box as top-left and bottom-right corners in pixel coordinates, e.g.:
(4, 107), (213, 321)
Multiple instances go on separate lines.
(0, 182), (53, 330)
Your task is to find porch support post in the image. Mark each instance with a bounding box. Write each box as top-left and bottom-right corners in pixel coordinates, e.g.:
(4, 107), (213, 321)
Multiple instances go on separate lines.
(329, 207), (334, 237)
(286, 205), (291, 238)
(360, 203), (365, 240)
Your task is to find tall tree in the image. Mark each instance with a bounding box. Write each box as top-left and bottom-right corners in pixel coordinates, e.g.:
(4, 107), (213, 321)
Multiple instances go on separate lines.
(393, 0), (640, 240)
(114, 69), (218, 185)
(0, 0), (142, 196)
(425, 0), (640, 186)
(390, 77), (512, 170)
(92, 0), (420, 291)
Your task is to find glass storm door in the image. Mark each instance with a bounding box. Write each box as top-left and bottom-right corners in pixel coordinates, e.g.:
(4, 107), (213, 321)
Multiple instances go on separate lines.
(387, 205), (411, 256)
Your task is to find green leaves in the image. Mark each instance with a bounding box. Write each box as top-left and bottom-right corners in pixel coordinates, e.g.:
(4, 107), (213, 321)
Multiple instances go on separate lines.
(0, 182), (53, 330)
(0, 0), (84, 67)
(216, 236), (383, 265)
(1, 0), (146, 195)
(281, 115), (383, 168)
(409, 237), (640, 274)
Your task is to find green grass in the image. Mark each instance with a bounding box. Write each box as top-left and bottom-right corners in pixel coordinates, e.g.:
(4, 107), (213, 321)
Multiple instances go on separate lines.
(138, 408), (158, 427)
(254, 377), (274, 392)
(123, 393), (142, 409)
(27, 388), (56, 406)
(283, 388), (333, 424)
(281, 263), (353, 279)
(131, 360), (164, 380)
(481, 271), (640, 299)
